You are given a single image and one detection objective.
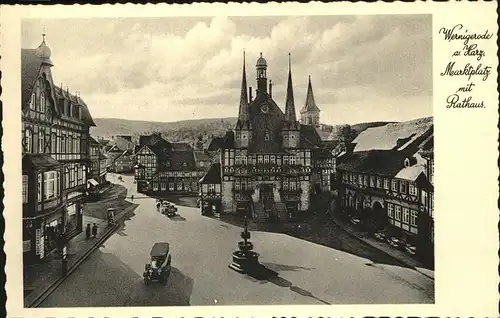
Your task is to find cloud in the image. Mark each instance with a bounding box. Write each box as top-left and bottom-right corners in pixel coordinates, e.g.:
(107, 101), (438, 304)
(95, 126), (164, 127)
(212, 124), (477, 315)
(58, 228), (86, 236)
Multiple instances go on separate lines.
(22, 15), (432, 124)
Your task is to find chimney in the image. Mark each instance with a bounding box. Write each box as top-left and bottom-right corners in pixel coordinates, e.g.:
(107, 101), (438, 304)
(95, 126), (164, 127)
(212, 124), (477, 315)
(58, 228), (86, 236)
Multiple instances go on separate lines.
(269, 80), (273, 98)
(249, 87), (253, 103)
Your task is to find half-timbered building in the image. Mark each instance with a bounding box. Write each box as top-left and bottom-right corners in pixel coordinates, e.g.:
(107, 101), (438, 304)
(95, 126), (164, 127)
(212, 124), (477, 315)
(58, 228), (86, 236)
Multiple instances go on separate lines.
(337, 118), (433, 254)
(134, 133), (203, 195)
(22, 35), (95, 263)
(199, 53), (335, 222)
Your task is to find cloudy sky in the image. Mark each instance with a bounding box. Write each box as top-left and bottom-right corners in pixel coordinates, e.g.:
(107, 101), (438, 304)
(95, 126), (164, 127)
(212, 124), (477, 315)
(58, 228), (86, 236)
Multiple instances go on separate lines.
(22, 15), (432, 125)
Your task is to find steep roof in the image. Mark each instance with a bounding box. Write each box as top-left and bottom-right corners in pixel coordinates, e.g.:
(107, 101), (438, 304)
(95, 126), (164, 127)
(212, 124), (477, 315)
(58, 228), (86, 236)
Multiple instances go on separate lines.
(394, 164), (426, 181)
(300, 76), (320, 114)
(199, 163), (221, 184)
(21, 49), (42, 109)
(353, 117), (433, 152)
(160, 151), (195, 171)
(300, 124), (323, 149)
(207, 136), (225, 152)
(89, 136), (99, 145)
(337, 150), (405, 177)
(194, 151), (213, 162)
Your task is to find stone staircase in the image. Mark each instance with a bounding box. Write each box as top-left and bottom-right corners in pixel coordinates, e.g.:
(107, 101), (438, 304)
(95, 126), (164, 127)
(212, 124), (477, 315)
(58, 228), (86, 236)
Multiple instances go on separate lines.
(253, 202), (267, 223)
(274, 202), (289, 222)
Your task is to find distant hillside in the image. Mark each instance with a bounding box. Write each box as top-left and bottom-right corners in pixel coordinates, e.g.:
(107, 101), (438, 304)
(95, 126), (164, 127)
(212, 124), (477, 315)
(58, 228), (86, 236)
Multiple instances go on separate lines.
(91, 117), (429, 147)
(91, 117), (238, 142)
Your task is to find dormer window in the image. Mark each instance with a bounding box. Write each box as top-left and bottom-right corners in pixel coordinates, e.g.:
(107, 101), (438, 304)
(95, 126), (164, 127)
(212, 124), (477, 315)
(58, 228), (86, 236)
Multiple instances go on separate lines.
(182, 162), (187, 167)
(264, 133), (270, 141)
(404, 158), (410, 167)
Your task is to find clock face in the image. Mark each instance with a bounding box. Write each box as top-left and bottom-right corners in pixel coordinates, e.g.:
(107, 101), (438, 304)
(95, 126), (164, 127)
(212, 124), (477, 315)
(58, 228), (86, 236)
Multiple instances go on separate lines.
(261, 104), (269, 113)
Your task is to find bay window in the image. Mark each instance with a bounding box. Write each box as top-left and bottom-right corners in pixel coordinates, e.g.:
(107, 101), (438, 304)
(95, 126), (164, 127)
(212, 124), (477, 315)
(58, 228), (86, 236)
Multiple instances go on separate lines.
(22, 175), (28, 204)
(409, 183), (417, 195)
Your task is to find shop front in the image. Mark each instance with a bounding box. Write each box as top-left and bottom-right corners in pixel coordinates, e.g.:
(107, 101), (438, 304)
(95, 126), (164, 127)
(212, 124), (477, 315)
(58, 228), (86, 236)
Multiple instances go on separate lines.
(65, 191), (84, 238)
(23, 205), (65, 264)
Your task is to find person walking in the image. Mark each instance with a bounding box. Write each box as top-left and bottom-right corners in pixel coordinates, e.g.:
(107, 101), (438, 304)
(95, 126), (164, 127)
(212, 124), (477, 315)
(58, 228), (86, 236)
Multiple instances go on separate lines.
(85, 223), (91, 240)
(92, 223), (98, 238)
(131, 194), (134, 201)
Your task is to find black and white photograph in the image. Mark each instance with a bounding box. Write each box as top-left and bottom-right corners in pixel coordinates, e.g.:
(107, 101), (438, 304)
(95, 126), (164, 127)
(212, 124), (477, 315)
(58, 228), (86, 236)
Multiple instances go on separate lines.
(19, 14), (437, 307)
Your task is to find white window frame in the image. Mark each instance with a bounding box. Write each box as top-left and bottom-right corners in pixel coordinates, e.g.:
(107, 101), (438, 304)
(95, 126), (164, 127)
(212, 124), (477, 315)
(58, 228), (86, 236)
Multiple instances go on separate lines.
(409, 183), (417, 196)
(402, 207), (410, 224)
(43, 171), (58, 200)
(38, 133), (45, 153)
(391, 179), (398, 191)
(387, 203), (394, 218)
(410, 210), (418, 226)
(395, 205), (401, 221)
(208, 184), (215, 192)
(384, 178), (390, 189)
(37, 173), (42, 202)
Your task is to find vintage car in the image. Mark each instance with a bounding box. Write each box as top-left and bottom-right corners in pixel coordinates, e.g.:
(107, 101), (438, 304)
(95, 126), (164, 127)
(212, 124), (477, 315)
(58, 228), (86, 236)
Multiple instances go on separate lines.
(143, 242), (172, 285)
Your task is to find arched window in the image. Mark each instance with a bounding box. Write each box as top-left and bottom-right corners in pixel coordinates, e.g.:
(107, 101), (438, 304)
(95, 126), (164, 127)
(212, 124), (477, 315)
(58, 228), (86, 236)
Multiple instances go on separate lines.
(24, 129), (33, 153)
(40, 92), (46, 113)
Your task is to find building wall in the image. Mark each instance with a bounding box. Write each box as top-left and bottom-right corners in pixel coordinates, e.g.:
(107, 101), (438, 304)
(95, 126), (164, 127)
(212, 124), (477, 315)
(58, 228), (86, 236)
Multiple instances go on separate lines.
(222, 180), (235, 213)
(299, 180), (310, 211)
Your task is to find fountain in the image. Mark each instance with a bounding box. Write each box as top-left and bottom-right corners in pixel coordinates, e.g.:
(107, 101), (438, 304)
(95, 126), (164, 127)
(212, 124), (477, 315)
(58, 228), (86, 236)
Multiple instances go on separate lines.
(229, 216), (260, 273)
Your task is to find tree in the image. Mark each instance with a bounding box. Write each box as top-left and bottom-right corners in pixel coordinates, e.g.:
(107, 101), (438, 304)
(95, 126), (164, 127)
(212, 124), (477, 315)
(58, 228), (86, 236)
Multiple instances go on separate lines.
(338, 125), (357, 144)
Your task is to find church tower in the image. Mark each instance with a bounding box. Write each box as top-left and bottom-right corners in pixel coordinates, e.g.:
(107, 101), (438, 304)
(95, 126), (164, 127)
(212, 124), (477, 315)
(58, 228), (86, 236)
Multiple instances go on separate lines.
(300, 76), (321, 126)
(234, 51), (251, 149)
(281, 53), (300, 149)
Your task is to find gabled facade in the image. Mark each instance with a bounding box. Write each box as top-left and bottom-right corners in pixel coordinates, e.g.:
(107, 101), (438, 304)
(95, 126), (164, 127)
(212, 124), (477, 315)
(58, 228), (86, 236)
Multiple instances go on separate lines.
(134, 134), (204, 195)
(199, 53), (335, 222)
(114, 150), (134, 173)
(21, 35), (95, 263)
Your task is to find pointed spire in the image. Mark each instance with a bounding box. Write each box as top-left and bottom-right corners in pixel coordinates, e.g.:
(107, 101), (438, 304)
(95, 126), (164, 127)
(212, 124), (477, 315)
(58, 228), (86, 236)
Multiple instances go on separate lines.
(301, 75), (320, 113)
(284, 53), (297, 123)
(237, 50), (250, 126)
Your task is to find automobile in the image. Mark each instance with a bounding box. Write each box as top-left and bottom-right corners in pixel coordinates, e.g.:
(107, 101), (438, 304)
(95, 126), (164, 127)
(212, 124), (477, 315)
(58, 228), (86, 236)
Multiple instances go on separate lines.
(388, 237), (403, 249)
(374, 231), (387, 241)
(405, 243), (417, 255)
(166, 206), (177, 217)
(349, 217), (361, 225)
(143, 242), (172, 285)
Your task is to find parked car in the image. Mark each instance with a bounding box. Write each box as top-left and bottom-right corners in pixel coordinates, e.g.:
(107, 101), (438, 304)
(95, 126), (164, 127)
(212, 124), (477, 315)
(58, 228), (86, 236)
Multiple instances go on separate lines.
(350, 217), (361, 225)
(374, 231), (387, 241)
(388, 237), (403, 249)
(404, 243), (416, 255)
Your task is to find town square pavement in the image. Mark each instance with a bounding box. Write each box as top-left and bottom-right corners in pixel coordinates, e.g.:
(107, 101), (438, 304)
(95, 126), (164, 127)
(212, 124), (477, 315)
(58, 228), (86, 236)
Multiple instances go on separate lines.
(40, 174), (434, 306)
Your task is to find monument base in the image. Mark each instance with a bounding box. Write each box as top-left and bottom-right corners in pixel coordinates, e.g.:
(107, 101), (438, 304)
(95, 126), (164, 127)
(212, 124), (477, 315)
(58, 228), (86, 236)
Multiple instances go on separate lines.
(229, 250), (260, 273)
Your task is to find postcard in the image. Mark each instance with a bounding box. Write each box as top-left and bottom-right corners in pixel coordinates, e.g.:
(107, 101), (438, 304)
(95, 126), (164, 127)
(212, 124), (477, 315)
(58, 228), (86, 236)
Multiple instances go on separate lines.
(1, 1), (498, 318)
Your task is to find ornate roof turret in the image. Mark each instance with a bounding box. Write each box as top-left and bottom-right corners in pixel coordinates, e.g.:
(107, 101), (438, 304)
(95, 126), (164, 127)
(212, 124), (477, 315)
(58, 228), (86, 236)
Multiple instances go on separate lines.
(300, 75), (320, 113)
(236, 51), (251, 130)
(35, 31), (53, 66)
(256, 52), (267, 68)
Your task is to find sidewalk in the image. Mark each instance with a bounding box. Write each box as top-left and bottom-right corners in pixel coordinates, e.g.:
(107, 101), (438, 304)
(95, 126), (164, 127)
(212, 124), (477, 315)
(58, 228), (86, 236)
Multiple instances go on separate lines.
(23, 212), (126, 307)
(330, 216), (434, 280)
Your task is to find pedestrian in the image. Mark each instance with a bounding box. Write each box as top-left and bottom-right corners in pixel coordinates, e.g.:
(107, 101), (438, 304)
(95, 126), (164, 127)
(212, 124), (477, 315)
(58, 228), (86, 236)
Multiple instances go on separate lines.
(131, 194), (134, 201)
(92, 223), (98, 238)
(85, 224), (91, 240)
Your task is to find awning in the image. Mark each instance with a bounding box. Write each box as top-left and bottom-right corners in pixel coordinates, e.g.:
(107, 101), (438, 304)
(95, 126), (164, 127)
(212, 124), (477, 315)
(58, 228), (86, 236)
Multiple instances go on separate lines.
(88, 179), (99, 186)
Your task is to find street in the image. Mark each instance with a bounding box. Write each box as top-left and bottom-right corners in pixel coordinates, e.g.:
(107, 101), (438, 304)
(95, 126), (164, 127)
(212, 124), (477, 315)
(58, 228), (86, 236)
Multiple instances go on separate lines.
(40, 174), (434, 306)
